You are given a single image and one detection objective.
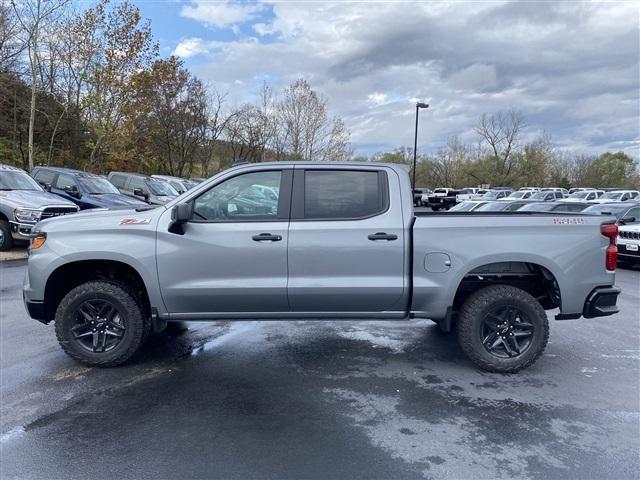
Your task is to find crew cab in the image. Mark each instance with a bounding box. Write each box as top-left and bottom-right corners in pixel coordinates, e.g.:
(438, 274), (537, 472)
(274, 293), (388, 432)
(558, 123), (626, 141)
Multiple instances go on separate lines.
(425, 188), (461, 210)
(24, 162), (621, 373)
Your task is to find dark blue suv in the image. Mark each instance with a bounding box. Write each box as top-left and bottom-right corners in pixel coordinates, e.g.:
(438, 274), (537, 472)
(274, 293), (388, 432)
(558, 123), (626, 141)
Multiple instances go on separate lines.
(31, 167), (147, 210)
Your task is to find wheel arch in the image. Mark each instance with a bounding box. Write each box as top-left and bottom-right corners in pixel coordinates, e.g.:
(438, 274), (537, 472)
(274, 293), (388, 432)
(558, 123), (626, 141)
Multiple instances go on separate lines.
(442, 260), (561, 332)
(43, 260), (152, 323)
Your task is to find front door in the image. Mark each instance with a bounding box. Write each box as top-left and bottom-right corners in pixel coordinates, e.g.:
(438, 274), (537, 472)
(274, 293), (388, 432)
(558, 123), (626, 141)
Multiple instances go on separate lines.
(287, 168), (406, 314)
(156, 169), (292, 317)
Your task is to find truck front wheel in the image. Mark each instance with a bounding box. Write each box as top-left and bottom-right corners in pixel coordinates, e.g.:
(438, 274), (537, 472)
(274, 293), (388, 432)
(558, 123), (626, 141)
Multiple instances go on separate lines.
(55, 281), (148, 367)
(457, 285), (549, 373)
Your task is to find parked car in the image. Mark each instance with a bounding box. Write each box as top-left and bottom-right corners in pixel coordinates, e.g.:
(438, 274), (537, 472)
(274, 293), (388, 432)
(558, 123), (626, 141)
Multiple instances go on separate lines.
(499, 190), (533, 201)
(582, 202), (640, 225)
(447, 200), (488, 211)
(517, 202), (592, 213)
(560, 190), (604, 203)
(528, 190), (565, 202)
(152, 175), (198, 195)
(108, 172), (179, 205)
(540, 187), (569, 197)
(31, 167), (147, 210)
(455, 188), (484, 203)
(617, 224), (640, 265)
(0, 164), (78, 251)
(588, 190), (640, 204)
(474, 189), (510, 201)
(424, 188), (461, 211)
(474, 200), (531, 212)
(24, 161), (621, 373)
(412, 188), (432, 207)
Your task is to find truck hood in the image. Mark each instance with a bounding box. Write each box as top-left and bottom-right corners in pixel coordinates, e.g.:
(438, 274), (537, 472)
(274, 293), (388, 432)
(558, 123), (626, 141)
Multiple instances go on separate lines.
(0, 189), (77, 209)
(36, 205), (163, 233)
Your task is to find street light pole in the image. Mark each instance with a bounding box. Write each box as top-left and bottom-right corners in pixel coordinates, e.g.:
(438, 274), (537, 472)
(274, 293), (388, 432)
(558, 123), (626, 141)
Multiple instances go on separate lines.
(412, 102), (429, 190)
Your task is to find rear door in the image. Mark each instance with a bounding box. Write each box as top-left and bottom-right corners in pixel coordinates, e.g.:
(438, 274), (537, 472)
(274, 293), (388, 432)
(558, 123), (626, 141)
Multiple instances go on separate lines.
(287, 167), (406, 314)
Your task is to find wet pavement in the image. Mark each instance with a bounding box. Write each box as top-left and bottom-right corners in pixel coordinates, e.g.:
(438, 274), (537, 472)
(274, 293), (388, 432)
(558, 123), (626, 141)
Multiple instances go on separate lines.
(1, 259), (639, 479)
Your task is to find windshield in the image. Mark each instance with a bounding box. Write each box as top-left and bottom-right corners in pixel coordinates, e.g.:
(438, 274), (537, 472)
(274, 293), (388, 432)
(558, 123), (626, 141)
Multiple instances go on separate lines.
(147, 180), (178, 196)
(78, 176), (120, 194)
(476, 202), (509, 211)
(481, 191), (501, 199)
(507, 191), (528, 199)
(568, 191), (590, 199)
(449, 202), (478, 211)
(601, 192), (623, 200)
(582, 204), (627, 219)
(530, 192), (551, 200)
(0, 171), (42, 191)
(434, 189), (447, 194)
(518, 202), (555, 212)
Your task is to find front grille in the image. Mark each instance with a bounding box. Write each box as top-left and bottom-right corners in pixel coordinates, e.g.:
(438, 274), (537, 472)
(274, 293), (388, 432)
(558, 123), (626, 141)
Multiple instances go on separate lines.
(619, 231), (640, 240)
(40, 206), (78, 219)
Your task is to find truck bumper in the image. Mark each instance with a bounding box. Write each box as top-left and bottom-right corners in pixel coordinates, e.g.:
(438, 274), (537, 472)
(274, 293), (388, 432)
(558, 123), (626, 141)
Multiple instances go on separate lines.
(555, 286), (621, 320)
(583, 286), (621, 319)
(24, 296), (48, 324)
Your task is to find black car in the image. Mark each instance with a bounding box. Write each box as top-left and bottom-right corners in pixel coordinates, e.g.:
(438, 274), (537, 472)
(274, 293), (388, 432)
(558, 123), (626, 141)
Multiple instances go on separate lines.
(582, 202), (640, 225)
(31, 167), (148, 210)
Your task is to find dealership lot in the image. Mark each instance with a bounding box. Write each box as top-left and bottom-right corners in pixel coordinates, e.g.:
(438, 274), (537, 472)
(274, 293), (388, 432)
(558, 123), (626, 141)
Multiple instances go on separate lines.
(1, 259), (638, 479)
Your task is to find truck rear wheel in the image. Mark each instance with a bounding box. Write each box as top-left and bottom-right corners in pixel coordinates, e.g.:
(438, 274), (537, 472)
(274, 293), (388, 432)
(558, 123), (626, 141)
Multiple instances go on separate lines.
(457, 285), (549, 373)
(55, 281), (147, 367)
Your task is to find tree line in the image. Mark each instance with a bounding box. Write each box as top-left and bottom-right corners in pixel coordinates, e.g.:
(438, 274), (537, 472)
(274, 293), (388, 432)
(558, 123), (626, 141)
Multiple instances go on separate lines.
(363, 110), (639, 189)
(1, 0), (637, 188)
(0, 0), (350, 177)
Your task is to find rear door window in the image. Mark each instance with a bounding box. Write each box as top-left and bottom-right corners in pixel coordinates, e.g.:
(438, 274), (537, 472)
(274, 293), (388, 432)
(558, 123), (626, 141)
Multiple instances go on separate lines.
(302, 170), (386, 220)
(110, 174), (126, 189)
(33, 170), (56, 186)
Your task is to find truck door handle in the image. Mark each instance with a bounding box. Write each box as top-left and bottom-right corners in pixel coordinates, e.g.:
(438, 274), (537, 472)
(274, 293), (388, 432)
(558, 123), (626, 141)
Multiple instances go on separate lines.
(368, 232), (398, 241)
(252, 233), (282, 242)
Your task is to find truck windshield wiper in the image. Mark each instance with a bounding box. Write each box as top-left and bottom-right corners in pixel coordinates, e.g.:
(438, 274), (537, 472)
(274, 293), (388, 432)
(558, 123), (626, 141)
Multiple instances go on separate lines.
(135, 206), (156, 212)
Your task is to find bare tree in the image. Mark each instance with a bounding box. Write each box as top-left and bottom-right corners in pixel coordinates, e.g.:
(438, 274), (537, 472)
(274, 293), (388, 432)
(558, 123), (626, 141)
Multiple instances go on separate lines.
(0, 0), (25, 71)
(11, 0), (69, 170)
(276, 78), (350, 161)
(474, 109), (525, 185)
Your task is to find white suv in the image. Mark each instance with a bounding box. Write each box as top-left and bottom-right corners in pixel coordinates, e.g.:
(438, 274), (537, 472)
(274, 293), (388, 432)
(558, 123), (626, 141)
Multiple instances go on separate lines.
(618, 224), (640, 264)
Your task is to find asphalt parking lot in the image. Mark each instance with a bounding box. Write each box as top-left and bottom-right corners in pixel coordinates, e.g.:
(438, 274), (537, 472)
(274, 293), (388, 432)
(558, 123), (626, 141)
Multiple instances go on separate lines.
(1, 259), (639, 480)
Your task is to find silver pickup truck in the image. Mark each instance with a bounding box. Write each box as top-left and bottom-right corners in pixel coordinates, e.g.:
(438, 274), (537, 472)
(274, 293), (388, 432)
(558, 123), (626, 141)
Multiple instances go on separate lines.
(23, 162), (621, 372)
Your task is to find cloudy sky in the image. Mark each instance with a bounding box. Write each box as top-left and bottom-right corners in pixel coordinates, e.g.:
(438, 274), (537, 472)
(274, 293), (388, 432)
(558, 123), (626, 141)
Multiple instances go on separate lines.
(139, 1), (640, 158)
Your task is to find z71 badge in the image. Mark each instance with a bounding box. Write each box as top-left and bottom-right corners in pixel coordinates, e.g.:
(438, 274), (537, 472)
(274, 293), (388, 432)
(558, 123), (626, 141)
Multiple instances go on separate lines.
(119, 218), (151, 225)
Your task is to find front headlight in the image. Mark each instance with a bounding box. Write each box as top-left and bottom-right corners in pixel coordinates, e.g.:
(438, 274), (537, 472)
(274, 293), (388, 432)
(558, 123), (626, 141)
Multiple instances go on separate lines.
(14, 208), (41, 223)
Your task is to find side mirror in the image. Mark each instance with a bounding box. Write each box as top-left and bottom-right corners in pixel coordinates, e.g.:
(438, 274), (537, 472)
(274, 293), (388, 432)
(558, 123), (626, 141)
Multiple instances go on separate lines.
(133, 188), (148, 199)
(64, 185), (81, 198)
(171, 203), (192, 223)
(620, 216), (636, 225)
(44, 183), (52, 192)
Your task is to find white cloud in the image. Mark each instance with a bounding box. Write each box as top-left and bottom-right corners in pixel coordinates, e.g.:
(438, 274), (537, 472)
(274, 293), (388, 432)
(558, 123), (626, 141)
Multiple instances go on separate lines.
(180, 1), (263, 29)
(172, 37), (216, 58)
(179, 1), (640, 157)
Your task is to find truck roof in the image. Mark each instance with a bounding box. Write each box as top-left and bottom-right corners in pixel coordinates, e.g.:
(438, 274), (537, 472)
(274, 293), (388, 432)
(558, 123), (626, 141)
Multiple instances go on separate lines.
(33, 166), (103, 178)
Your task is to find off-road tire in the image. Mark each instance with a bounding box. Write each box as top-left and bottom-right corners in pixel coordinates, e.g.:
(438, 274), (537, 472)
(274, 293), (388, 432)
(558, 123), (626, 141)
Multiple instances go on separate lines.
(55, 281), (147, 367)
(457, 285), (549, 373)
(0, 220), (13, 251)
